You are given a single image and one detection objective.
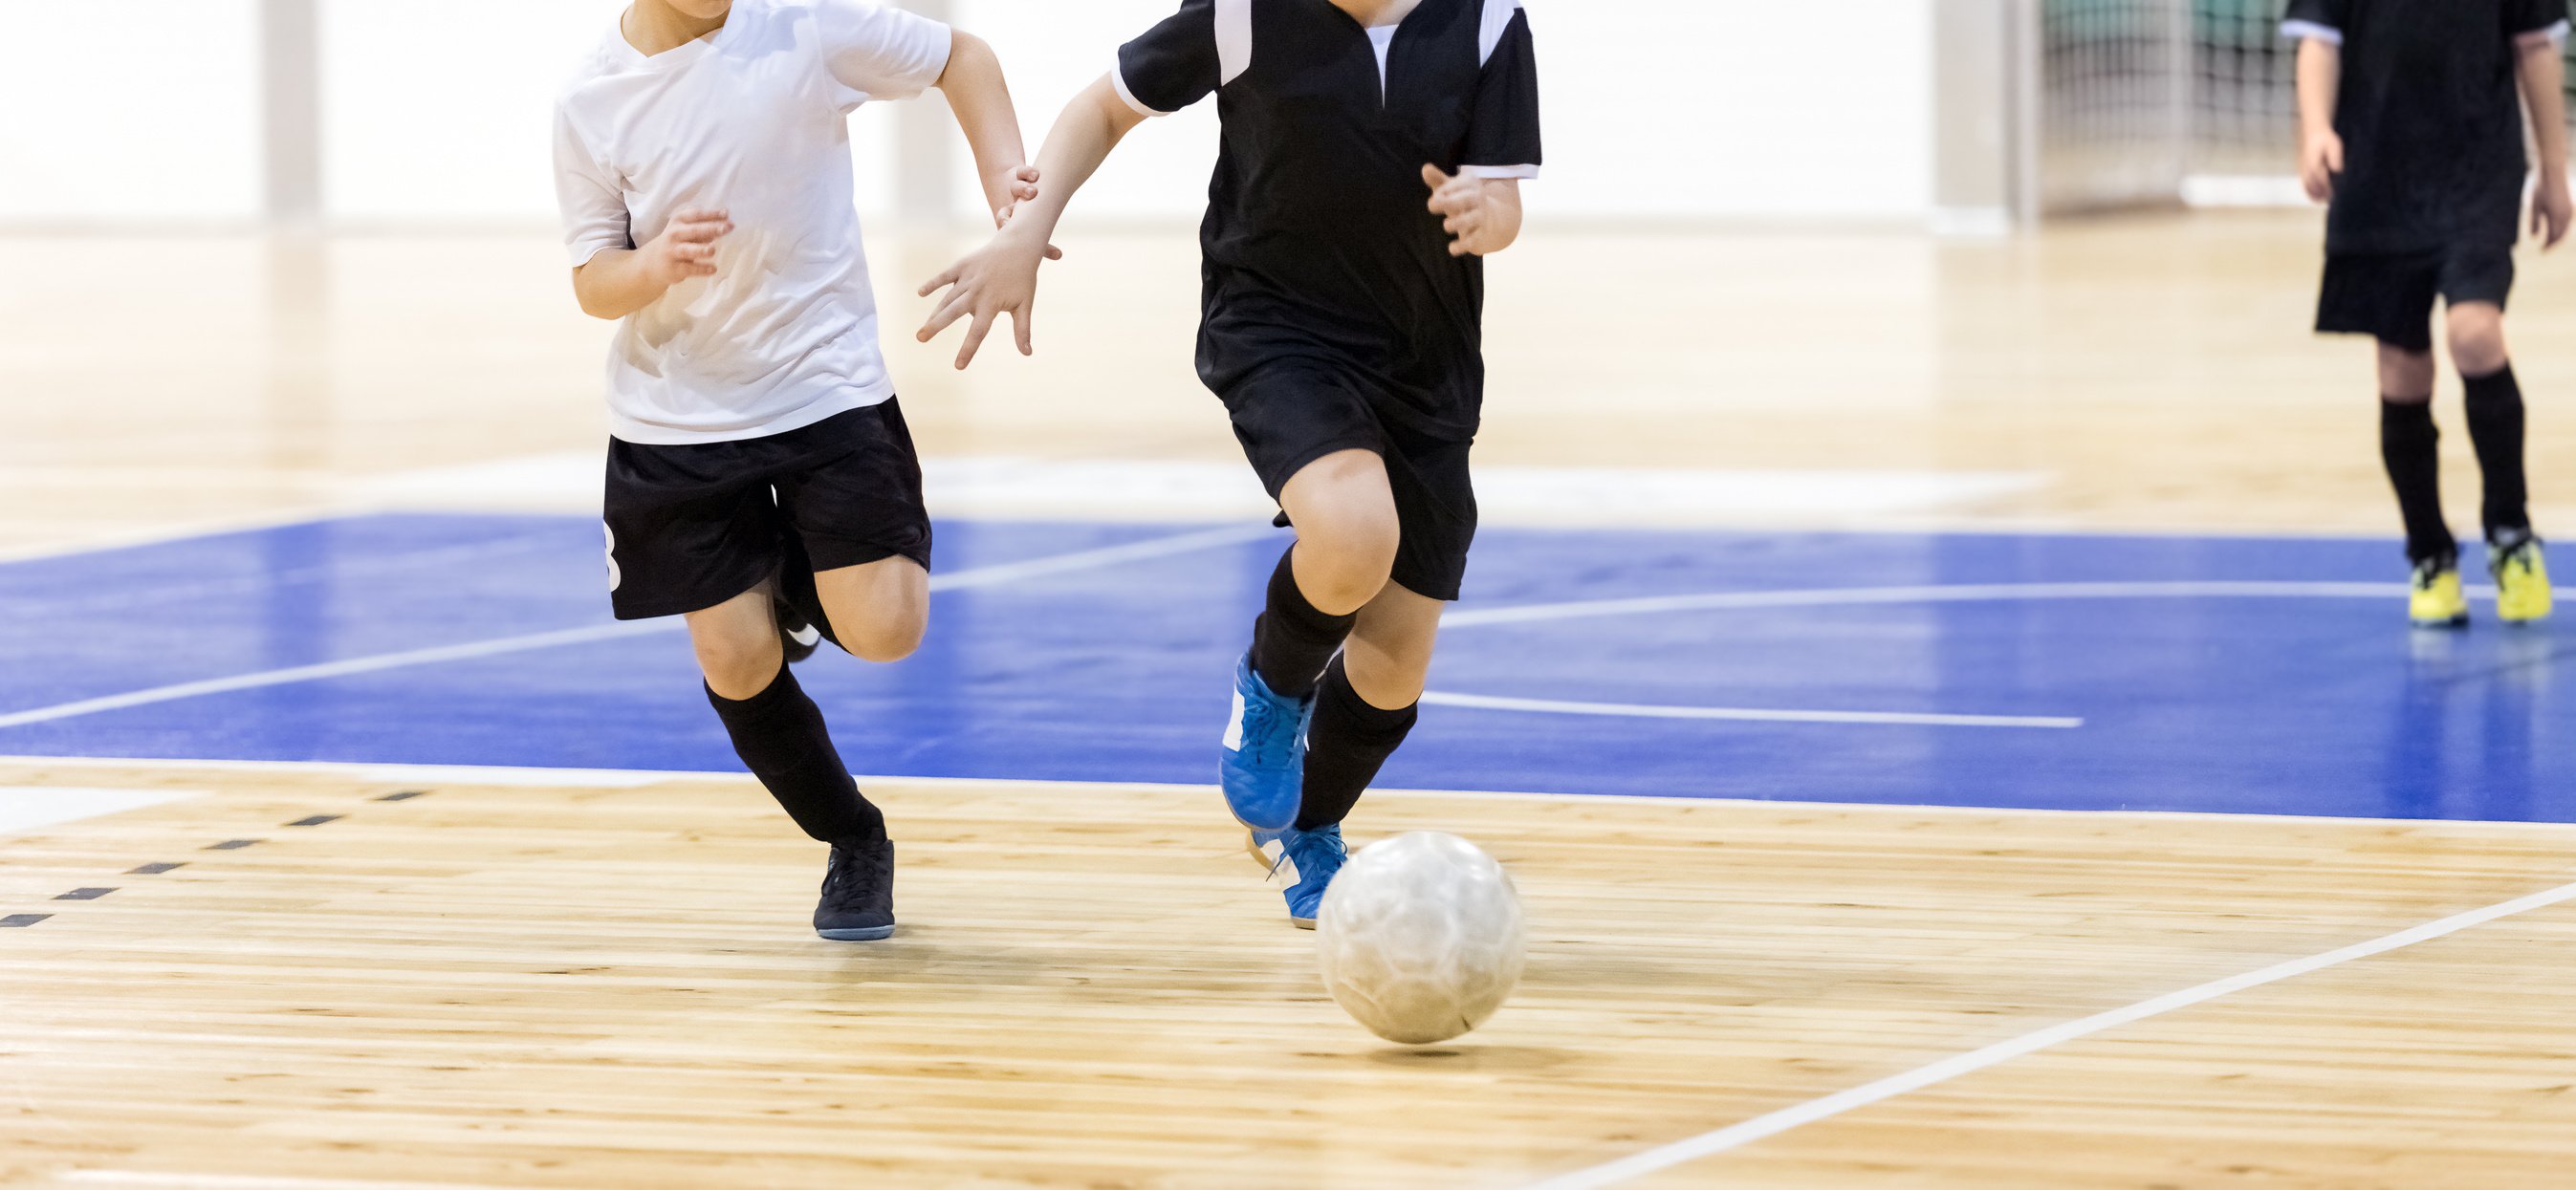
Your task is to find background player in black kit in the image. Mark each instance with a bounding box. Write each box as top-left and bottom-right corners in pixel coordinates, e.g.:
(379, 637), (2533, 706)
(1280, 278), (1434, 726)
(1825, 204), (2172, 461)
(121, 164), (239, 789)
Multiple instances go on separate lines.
(917, 0), (1540, 925)
(2286, 0), (2570, 627)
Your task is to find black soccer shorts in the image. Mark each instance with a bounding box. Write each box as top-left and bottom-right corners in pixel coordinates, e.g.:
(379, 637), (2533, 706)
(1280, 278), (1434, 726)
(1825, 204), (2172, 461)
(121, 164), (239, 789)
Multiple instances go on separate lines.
(1219, 363), (1478, 603)
(2316, 243), (2516, 354)
(601, 400), (932, 621)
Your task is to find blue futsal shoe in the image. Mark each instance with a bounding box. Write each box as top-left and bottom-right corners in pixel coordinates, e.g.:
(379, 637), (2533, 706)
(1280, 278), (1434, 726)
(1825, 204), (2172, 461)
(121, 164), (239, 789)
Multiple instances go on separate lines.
(1248, 824), (1346, 929)
(1218, 653), (1309, 831)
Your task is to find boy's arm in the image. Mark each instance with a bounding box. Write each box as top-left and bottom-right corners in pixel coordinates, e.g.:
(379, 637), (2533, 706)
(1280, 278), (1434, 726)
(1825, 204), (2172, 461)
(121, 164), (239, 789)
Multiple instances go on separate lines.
(572, 208), (735, 321)
(916, 76), (1147, 368)
(2516, 31), (2572, 249)
(1424, 167), (1522, 257)
(935, 31), (1041, 222)
(2293, 37), (2344, 203)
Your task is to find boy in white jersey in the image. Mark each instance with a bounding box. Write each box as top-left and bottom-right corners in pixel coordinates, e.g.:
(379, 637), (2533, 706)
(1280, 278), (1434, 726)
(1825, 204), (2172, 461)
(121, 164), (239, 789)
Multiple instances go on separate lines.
(553, 0), (1037, 941)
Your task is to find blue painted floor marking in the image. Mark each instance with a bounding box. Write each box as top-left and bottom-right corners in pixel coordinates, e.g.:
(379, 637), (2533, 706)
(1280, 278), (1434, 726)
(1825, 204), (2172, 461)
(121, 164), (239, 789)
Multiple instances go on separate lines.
(0, 514), (2564, 822)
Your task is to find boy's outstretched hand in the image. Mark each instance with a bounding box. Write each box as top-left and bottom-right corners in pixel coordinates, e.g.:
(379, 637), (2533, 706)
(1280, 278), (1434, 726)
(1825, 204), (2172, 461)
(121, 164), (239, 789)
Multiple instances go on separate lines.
(1423, 164), (1517, 257)
(2534, 177), (2572, 250)
(644, 207), (732, 284)
(917, 226), (1050, 370)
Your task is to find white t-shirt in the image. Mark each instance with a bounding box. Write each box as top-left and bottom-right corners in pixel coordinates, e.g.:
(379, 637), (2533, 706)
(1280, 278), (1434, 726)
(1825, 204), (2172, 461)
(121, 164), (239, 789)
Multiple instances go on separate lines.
(553, 0), (950, 445)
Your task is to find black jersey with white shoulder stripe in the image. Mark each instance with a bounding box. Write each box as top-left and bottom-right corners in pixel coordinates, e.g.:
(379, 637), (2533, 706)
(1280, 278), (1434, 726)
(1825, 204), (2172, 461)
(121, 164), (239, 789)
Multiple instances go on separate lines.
(1116, 0), (1541, 439)
(2282, 0), (2569, 254)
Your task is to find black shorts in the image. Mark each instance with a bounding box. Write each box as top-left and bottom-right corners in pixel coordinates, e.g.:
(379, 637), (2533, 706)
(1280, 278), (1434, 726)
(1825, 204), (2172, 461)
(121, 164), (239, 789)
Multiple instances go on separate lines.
(1220, 364), (1477, 602)
(2316, 244), (2515, 353)
(602, 400), (931, 621)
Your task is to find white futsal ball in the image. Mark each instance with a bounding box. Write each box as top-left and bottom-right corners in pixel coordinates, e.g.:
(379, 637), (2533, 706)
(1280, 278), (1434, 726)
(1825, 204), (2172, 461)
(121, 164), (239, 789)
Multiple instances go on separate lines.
(1316, 831), (1525, 1045)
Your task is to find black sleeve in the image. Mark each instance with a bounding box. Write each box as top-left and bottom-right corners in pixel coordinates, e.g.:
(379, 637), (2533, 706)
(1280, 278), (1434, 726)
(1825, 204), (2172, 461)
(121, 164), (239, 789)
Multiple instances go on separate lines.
(2280, 0), (2347, 36)
(1115, 0), (1219, 117)
(1461, 8), (1541, 174)
(2503, 0), (2569, 36)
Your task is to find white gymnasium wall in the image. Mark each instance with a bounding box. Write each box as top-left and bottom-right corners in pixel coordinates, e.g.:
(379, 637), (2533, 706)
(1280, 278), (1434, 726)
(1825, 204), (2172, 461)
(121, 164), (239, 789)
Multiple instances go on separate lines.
(0, 0), (264, 223)
(0, 0), (1933, 227)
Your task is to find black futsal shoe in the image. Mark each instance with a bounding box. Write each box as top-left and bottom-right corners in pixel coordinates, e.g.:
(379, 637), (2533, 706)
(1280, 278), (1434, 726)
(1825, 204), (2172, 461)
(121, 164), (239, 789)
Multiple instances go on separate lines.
(814, 835), (896, 941)
(775, 591), (824, 664)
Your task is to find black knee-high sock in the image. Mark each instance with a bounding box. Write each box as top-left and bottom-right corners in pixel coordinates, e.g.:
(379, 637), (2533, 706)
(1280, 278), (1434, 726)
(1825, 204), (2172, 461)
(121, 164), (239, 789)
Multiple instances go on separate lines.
(706, 662), (884, 844)
(1250, 546), (1355, 701)
(2462, 365), (2532, 542)
(2380, 398), (2456, 565)
(1296, 656), (1418, 832)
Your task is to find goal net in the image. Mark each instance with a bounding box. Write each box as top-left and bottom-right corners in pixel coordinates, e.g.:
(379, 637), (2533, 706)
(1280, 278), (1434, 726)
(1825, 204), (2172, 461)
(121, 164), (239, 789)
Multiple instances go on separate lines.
(2029, 0), (2576, 213)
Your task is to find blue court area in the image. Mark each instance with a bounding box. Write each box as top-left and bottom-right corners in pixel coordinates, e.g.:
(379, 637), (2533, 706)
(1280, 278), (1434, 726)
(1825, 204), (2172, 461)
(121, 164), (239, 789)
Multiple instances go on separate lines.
(0, 513), (2566, 822)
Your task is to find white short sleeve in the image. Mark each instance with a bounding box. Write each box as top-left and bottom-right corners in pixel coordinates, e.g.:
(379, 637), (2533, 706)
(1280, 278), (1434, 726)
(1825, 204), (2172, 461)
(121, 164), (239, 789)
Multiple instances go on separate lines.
(814, 0), (953, 103)
(553, 105), (631, 269)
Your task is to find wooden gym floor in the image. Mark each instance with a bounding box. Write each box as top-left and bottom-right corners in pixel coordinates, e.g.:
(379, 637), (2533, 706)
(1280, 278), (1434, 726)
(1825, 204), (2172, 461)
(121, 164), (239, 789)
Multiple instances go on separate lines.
(3, 213), (2574, 1187)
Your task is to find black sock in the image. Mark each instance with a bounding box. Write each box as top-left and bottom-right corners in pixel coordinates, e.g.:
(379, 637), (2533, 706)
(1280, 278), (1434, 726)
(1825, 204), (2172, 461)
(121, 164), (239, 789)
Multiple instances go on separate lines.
(2380, 399), (2456, 566)
(1250, 546), (1354, 701)
(1296, 656), (1418, 832)
(2462, 365), (2531, 543)
(705, 662), (884, 844)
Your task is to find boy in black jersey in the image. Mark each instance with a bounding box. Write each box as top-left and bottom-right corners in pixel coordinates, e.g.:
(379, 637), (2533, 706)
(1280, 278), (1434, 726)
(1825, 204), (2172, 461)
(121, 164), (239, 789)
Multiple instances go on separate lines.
(2287, 0), (2569, 626)
(918, 0), (1539, 925)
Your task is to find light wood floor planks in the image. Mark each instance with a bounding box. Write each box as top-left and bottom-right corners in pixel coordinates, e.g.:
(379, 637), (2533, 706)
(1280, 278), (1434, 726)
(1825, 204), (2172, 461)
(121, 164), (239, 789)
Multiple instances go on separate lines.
(2, 762), (2572, 1188)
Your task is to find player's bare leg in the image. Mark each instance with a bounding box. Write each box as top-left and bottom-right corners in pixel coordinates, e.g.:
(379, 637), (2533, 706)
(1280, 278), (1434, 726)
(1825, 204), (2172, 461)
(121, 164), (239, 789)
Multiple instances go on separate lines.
(690, 577), (897, 941)
(1249, 473), (1440, 927)
(2447, 302), (2551, 622)
(1220, 449), (1399, 831)
(2376, 340), (2466, 628)
(814, 555), (931, 663)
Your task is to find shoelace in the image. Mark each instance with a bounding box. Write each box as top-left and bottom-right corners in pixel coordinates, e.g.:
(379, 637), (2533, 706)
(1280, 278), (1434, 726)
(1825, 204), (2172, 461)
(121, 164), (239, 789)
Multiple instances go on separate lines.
(1238, 694), (1297, 768)
(821, 845), (884, 910)
(1281, 831), (1346, 885)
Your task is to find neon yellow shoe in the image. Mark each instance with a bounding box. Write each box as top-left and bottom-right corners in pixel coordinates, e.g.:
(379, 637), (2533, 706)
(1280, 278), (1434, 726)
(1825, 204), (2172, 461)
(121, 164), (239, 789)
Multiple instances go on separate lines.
(2410, 560), (2470, 630)
(2491, 537), (2553, 625)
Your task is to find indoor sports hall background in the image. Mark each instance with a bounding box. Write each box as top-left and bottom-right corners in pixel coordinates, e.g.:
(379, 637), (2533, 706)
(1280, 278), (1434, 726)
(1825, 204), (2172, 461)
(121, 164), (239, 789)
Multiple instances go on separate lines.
(5, 3), (2574, 1188)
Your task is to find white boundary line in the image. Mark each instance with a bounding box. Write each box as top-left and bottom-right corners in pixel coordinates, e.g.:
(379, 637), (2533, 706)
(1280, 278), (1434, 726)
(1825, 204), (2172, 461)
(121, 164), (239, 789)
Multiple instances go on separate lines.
(0, 508), (347, 566)
(0, 578), (2434, 733)
(1419, 690), (2081, 730)
(7, 755), (2576, 834)
(1440, 580), (2436, 630)
(0, 525), (1273, 731)
(1522, 872), (2576, 1190)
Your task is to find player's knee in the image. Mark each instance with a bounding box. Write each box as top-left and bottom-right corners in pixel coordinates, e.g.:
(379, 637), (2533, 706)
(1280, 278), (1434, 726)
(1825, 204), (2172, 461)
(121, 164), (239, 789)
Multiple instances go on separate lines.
(693, 630), (783, 697)
(2446, 313), (2507, 376)
(844, 622), (923, 664)
(1296, 521), (1399, 610)
(840, 609), (926, 664)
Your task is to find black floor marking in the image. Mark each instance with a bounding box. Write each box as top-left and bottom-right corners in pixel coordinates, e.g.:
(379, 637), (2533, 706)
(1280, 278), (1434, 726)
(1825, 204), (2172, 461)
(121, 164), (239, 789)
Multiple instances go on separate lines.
(127, 862), (185, 875)
(286, 814), (342, 828)
(54, 888), (113, 901)
(376, 790), (429, 802)
(1, 915), (50, 928)
(203, 839), (262, 851)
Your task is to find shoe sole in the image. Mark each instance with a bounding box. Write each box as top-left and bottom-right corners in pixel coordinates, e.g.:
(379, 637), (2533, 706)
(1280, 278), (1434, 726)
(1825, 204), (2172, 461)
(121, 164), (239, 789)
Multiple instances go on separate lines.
(1292, 917), (1316, 930)
(2410, 616), (2470, 631)
(816, 925), (895, 941)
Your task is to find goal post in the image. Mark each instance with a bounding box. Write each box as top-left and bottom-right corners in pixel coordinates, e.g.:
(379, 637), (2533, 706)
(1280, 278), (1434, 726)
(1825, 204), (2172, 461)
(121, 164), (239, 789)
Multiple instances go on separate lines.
(1940, 0), (2576, 227)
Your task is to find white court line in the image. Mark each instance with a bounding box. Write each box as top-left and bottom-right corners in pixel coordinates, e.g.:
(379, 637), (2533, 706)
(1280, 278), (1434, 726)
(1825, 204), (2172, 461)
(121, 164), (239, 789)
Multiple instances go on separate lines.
(1520, 873), (2576, 1190)
(0, 787), (199, 836)
(1419, 691), (2081, 730)
(1441, 580), (2428, 629)
(0, 525), (1272, 732)
(0, 508), (344, 566)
